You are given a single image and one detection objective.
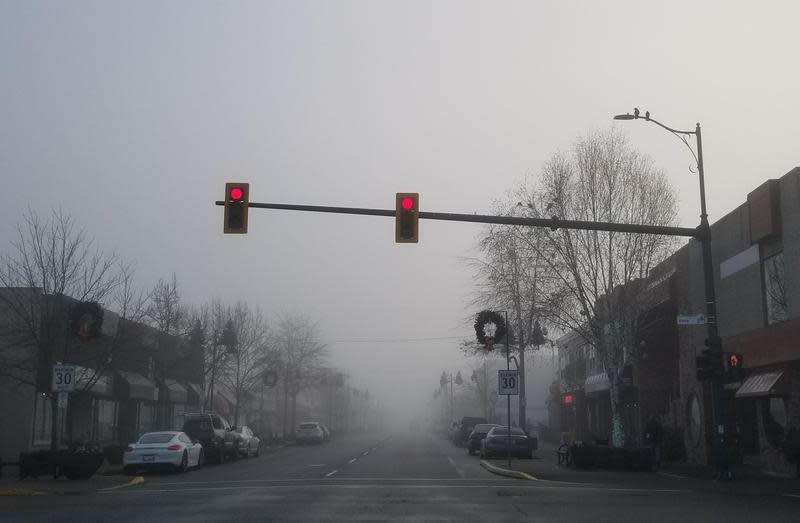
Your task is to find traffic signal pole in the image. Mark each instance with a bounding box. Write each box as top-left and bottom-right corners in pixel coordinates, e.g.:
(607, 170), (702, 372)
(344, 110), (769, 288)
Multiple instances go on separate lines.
(214, 200), (701, 239)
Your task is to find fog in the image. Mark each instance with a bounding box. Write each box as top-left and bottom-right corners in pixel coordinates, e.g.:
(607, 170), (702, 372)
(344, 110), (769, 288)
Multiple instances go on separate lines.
(2, 1), (798, 430)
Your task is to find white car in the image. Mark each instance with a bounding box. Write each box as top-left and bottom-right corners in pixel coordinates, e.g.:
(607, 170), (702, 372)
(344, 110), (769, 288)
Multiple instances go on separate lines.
(296, 422), (325, 444)
(123, 431), (204, 474)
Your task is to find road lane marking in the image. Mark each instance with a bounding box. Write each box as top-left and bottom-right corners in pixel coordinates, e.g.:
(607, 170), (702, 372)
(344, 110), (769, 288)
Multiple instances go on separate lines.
(657, 472), (687, 479)
(783, 494), (800, 499)
(447, 456), (466, 478)
(309, 464), (327, 467)
(362, 451), (369, 456)
(100, 483), (691, 495)
(348, 458), (357, 464)
(325, 470), (338, 477)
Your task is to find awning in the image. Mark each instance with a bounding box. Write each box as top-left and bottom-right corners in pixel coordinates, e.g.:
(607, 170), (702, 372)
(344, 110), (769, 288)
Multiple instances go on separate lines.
(735, 370), (788, 398)
(74, 366), (114, 396)
(117, 371), (159, 401)
(164, 379), (188, 404)
(585, 372), (611, 394)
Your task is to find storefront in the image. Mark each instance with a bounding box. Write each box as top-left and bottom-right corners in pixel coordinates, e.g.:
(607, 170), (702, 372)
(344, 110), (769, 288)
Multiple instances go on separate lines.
(115, 370), (159, 444)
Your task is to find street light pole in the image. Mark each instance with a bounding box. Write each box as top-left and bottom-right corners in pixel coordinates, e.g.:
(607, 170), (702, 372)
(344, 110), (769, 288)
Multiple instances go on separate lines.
(614, 109), (725, 475)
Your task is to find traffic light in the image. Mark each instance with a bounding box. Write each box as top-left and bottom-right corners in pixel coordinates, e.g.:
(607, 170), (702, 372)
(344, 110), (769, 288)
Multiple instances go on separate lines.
(726, 353), (744, 382)
(395, 193), (419, 243)
(696, 336), (724, 381)
(224, 182), (249, 233)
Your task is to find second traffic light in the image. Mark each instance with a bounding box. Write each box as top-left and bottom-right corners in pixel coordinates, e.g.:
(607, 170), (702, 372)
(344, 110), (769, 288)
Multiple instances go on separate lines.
(395, 193), (419, 243)
(224, 182), (249, 234)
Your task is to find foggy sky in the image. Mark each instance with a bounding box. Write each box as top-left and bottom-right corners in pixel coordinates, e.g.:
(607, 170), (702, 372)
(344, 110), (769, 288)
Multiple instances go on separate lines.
(2, 1), (798, 422)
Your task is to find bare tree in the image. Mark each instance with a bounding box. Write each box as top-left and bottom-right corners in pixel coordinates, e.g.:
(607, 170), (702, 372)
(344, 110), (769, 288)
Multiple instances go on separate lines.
(515, 128), (678, 446)
(272, 313), (327, 438)
(469, 199), (554, 431)
(0, 209), (120, 449)
(220, 302), (276, 426)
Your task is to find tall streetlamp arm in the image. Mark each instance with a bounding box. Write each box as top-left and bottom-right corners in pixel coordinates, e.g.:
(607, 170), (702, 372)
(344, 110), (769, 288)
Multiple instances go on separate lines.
(641, 116), (700, 168)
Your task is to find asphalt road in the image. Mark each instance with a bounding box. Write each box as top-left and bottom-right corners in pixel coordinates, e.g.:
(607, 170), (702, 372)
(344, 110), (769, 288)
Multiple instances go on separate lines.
(3, 429), (799, 522)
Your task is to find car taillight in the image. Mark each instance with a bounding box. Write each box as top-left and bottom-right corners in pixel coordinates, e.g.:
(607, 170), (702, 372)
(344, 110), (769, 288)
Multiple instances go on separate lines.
(167, 444), (183, 451)
(125, 446), (134, 452)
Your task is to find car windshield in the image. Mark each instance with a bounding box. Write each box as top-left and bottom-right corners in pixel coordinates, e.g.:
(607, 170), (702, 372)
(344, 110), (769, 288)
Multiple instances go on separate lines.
(2, 3), (795, 522)
(138, 433), (175, 444)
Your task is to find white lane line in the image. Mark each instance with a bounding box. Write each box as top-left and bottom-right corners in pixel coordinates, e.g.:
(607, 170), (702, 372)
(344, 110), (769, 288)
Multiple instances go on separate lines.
(325, 470), (338, 477)
(657, 472), (687, 479)
(309, 464), (327, 467)
(447, 456), (466, 478)
(362, 451), (370, 456)
(348, 458), (357, 464)
(783, 493), (800, 499)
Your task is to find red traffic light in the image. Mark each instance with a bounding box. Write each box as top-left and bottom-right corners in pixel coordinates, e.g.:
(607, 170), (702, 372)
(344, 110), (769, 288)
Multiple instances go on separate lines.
(230, 187), (244, 200)
(729, 353), (742, 368)
(401, 197), (414, 210)
(563, 394), (574, 405)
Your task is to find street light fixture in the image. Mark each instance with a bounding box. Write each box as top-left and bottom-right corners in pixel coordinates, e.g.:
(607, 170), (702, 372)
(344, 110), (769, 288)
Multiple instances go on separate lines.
(614, 107), (726, 476)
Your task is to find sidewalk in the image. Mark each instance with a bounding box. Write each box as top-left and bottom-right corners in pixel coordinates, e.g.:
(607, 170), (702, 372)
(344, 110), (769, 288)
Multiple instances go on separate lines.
(481, 441), (800, 497)
(0, 459), (143, 496)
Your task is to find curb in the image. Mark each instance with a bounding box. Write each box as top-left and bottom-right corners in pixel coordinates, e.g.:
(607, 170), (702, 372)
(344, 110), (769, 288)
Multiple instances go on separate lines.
(98, 475), (144, 492)
(480, 460), (537, 481)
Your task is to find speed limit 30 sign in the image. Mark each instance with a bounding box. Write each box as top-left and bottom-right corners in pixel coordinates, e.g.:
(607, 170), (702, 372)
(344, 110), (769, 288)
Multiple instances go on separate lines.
(52, 364), (76, 392)
(498, 370), (519, 396)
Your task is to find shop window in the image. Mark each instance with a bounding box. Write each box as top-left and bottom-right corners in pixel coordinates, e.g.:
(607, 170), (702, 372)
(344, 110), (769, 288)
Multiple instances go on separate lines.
(94, 399), (117, 442)
(763, 252), (787, 324)
(686, 394), (702, 448)
(763, 397), (787, 448)
(32, 394), (53, 447)
(172, 403), (186, 430)
(138, 403), (156, 435)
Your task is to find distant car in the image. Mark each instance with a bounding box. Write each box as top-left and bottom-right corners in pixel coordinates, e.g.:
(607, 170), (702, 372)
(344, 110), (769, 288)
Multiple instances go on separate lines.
(234, 425), (261, 457)
(466, 424), (502, 455)
(296, 422), (325, 444)
(479, 426), (534, 459)
(453, 417), (487, 447)
(182, 413), (239, 463)
(123, 431), (204, 474)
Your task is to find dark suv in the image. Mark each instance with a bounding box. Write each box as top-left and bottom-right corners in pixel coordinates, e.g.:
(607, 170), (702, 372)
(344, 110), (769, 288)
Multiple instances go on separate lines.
(453, 417), (487, 447)
(182, 413), (239, 464)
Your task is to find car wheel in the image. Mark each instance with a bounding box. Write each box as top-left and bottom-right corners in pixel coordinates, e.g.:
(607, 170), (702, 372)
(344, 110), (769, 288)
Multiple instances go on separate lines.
(178, 451), (188, 473)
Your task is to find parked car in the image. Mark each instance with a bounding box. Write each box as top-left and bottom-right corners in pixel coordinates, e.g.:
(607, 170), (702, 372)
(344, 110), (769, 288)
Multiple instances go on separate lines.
(182, 413), (239, 464)
(234, 425), (261, 457)
(479, 426), (534, 459)
(296, 421), (326, 444)
(466, 424), (502, 456)
(320, 424), (331, 442)
(123, 431), (204, 474)
(453, 417), (487, 447)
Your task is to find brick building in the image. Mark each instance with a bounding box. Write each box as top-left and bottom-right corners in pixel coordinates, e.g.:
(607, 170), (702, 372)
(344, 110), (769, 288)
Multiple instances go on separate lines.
(551, 167), (800, 475)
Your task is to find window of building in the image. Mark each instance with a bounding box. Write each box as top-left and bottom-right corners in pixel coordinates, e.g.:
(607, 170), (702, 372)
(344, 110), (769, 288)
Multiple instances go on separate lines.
(32, 394), (53, 447)
(172, 403), (186, 430)
(763, 251), (787, 324)
(93, 399), (117, 442)
(138, 403), (156, 435)
(686, 394), (702, 448)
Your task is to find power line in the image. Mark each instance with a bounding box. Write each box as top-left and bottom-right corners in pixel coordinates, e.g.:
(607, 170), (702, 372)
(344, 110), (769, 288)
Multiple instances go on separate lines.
(332, 335), (467, 344)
